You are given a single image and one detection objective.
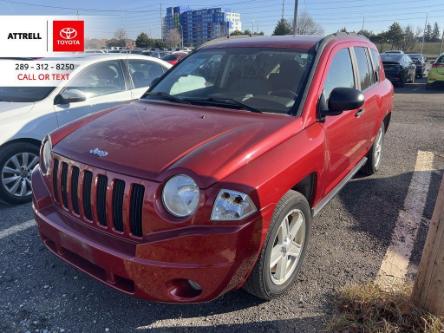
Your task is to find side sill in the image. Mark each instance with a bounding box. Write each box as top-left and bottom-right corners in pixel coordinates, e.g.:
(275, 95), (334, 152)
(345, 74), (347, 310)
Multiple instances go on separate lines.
(312, 157), (368, 217)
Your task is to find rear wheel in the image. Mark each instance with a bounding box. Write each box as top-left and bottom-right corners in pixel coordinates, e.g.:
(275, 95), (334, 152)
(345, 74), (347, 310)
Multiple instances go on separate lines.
(361, 123), (385, 176)
(0, 142), (40, 204)
(243, 190), (311, 300)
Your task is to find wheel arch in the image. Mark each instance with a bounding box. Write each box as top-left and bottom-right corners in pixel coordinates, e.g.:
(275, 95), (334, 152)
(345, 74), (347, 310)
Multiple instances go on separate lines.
(291, 172), (317, 207)
(0, 138), (42, 151)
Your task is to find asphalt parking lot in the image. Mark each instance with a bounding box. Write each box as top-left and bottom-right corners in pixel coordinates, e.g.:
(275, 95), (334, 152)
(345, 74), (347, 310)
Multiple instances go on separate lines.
(0, 79), (443, 333)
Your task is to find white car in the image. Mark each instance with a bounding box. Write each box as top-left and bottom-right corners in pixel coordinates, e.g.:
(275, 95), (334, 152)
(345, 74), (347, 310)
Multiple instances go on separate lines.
(0, 54), (171, 204)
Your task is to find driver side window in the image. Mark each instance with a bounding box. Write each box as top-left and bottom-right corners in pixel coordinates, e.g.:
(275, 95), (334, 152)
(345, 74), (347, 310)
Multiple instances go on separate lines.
(66, 60), (126, 98)
(324, 48), (355, 101)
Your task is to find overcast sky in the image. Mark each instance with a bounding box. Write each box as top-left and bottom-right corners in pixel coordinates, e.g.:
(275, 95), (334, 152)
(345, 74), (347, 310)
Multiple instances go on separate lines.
(0, 0), (443, 39)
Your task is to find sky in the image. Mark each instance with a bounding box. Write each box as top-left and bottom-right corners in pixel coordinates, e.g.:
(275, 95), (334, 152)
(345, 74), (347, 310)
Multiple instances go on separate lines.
(0, 0), (443, 40)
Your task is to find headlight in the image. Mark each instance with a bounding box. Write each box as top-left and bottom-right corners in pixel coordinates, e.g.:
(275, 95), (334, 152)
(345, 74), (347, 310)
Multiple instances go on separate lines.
(211, 189), (257, 221)
(40, 137), (52, 175)
(162, 175), (200, 217)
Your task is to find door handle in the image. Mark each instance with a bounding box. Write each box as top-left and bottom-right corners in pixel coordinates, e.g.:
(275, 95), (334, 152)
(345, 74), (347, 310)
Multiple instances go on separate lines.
(355, 108), (365, 118)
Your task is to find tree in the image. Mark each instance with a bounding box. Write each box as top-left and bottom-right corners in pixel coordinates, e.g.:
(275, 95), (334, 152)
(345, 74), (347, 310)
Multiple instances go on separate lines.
(424, 23), (432, 42)
(273, 18), (292, 35)
(403, 25), (416, 51)
(230, 30), (243, 36)
(432, 22), (440, 42)
(114, 28), (128, 41)
(106, 38), (126, 48)
(339, 27), (348, 32)
(243, 29), (252, 35)
(165, 28), (181, 48)
(295, 12), (324, 35)
(358, 29), (374, 39)
(385, 22), (404, 48)
(135, 32), (151, 48)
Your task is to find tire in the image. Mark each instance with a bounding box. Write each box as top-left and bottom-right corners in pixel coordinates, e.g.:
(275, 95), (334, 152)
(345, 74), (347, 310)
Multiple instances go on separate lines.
(360, 123), (385, 176)
(0, 142), (40, 204)
(243, 190), (312, 300)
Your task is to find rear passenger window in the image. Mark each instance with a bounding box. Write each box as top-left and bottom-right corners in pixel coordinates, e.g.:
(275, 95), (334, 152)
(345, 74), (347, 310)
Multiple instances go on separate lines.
(324, 48), (355, 100)
(354, 47), (374, 90)
(370, 48), (381, 82)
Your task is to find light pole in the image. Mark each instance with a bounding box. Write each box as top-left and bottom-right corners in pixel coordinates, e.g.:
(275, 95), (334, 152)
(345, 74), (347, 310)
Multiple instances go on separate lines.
(293, 0), (299, 36)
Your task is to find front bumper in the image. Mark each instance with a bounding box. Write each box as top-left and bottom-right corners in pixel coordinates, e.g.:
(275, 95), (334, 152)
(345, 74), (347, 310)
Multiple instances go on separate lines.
(32, 168), (267, 303)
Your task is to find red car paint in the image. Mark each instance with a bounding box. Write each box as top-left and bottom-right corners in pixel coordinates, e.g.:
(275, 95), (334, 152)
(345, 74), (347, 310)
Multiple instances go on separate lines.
(32, 35), (393, 303)
(162, 51), (188, 65)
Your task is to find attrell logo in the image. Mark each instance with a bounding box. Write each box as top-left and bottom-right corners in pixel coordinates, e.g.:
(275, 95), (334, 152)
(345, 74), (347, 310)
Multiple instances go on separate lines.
(59, 27), (77, 40)
(53, 20), (84, 52)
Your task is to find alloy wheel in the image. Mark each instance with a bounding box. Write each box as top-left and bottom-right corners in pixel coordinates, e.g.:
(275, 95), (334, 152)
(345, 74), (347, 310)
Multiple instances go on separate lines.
(269, 209), (306, 285)
(1, 152), (39, 198)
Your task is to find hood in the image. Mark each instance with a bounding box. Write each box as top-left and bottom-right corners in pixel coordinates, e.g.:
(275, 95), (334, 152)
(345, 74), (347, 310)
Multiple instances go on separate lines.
(0, 102), (34, 120)
(54, 101), (300, 188)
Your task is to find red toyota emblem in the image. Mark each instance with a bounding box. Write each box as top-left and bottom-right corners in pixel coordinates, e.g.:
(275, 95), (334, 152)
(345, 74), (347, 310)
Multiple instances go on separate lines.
(53, 21), (84, 52)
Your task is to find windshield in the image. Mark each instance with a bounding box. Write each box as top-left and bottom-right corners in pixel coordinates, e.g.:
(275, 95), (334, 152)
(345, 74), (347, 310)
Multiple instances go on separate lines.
(0, 87), (55, 102)
(146, 48), (315, 115)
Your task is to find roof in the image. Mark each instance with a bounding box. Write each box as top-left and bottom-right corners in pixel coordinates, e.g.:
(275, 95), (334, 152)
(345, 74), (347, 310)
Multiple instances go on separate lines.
(201, 33), (370, 51)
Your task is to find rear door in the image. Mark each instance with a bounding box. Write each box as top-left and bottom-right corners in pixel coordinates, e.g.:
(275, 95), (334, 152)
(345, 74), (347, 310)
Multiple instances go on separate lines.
(320, 46), (366, 195)
(55, 60), (131, 127)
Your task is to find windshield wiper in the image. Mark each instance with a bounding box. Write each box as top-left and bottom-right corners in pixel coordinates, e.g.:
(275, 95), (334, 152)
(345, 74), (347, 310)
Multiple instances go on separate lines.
(143, 91), (190, 105)
(183, 97), (261, 113)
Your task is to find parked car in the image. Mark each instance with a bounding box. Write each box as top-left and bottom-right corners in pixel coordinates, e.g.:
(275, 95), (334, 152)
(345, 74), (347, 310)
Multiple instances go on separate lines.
(406, 53), (426, 78)
(427, 53), (444, 88)
(383, 50), (404, 54)
(381, 53), (416, 86)
(32, 34), (393, 303)
(161, 51), (188, 65)
(0, 54), (171, 204)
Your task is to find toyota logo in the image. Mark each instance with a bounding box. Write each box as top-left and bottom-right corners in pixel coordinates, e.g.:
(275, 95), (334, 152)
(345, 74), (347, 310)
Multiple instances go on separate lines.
(59, 27), (78, 40)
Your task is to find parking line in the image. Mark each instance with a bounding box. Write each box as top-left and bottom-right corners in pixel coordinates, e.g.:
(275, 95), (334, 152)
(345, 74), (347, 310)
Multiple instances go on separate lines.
(0, 219), (35, 240)
(376, 150), (435, 288)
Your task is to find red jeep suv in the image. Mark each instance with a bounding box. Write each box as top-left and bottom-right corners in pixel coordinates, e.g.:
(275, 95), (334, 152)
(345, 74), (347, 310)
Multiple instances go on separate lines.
(32, 34), (393, 303)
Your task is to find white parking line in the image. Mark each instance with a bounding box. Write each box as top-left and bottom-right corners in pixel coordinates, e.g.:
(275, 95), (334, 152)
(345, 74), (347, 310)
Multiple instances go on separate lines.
(0, 219), (35, 240)
(376, 150), (435, 288)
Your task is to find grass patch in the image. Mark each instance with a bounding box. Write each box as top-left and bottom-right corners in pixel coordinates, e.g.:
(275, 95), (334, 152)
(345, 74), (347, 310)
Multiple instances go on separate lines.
(328, 283), (444, 333)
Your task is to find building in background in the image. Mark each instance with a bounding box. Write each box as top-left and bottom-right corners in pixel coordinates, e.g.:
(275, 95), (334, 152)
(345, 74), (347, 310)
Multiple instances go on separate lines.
(163, 7), (242, 47)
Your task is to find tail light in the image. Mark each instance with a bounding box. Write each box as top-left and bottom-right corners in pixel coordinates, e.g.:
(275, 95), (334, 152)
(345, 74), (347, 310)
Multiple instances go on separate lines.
(432, 63), (444, 68)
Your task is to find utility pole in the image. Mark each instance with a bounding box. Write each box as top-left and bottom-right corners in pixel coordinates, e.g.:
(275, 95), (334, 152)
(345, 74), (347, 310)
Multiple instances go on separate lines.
(412, 176), (444, 316)
(361, 16), (365, 31)
(160, 4), (163, 41)
(293, 0), (298, 36)
(421, 13), (428, 55)
(281, 0), (285, 20)
(440, 28), (444, 55)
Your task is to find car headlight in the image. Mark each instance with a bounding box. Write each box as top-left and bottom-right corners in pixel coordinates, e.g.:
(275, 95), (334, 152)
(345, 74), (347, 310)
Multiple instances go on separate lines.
(40, 137), (52, 175)
(162, 175), (200, 217)
(211, 189), (257, 221)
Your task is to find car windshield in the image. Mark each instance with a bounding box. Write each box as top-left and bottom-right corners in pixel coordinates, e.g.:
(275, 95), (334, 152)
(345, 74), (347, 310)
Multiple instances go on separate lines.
(381, 54), (403, 63)
(146, 48), (315, 115)
(0, 87), (55, 102)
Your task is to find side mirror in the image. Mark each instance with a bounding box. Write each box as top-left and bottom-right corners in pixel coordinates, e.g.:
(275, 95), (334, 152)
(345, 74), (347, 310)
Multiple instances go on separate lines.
(328, 87), (365, 114)
(54, 88), (87, 105)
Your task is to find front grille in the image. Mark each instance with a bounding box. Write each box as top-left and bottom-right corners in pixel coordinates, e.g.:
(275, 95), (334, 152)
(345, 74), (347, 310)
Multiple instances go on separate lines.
(51, 157), (146, 238)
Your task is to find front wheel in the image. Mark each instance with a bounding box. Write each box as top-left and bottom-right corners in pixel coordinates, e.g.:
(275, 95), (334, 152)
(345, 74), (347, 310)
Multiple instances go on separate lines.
(360, 123), (385, 176)
(243, 190), (311, 300)
(0, 142), (40, 204)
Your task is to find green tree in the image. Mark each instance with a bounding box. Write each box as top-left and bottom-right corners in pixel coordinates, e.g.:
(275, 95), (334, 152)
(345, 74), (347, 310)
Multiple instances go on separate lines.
(273, 18), (292, 35)
(230, 30), (243, 36)
(431, 22), (440, 42)
(386, 22), (404, 48)
(135, 32), (151, 48)
(358, 29), (374, 39)
(106, 38), (126, 48)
